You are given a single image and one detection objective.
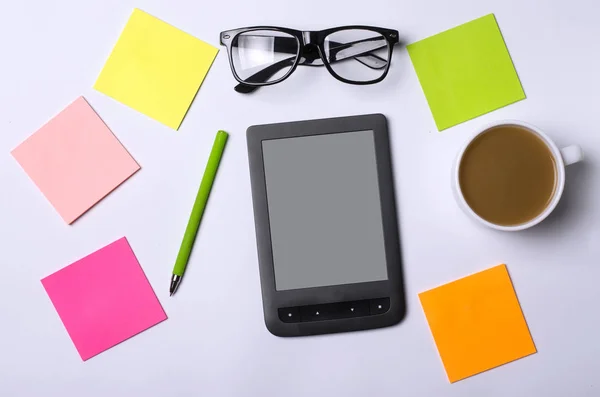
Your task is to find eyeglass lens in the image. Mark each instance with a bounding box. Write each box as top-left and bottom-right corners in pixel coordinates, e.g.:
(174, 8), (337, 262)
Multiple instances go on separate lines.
(324, 29), (390, 82)
(231, 30), (299, 85)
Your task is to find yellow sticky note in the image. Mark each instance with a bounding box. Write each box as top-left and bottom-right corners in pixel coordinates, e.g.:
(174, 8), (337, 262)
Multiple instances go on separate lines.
(407, 14), (525, 131)
(419, 264), (536, 383)
(94, 9), (219, 130)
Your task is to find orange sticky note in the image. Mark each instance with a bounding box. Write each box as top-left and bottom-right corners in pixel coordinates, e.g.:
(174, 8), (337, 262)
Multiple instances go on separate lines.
(419, 264), (536, 383)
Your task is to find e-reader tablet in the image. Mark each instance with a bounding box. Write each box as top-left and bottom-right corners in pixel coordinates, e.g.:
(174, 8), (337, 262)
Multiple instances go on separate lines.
(247, 114), (405, 337)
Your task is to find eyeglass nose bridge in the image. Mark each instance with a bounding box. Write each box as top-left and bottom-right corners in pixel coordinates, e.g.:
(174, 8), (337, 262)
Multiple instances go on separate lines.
(301, 31), (317, 45)
(299, 31), (324, 65)
(299, 43), (322, 63)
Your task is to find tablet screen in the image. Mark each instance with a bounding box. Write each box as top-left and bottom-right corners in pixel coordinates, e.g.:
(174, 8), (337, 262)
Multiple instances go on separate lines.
(262, 130), (388, 291)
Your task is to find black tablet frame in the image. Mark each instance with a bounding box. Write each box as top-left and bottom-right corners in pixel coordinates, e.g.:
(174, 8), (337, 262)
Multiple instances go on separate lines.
(247, 114), (405, 336)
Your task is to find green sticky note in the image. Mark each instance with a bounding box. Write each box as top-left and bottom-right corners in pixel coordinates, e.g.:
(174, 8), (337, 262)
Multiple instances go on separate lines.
(407, 14), (525, 131)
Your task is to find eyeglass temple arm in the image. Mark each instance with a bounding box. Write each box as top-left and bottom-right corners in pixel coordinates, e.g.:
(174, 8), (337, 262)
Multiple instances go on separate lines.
(327, 36), (386, 62)
(235, 38), (388, 93)
(235, 57), (296, 93)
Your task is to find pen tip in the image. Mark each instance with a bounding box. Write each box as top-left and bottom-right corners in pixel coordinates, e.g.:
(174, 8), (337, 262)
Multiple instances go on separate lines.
(170, 274), (181, 297)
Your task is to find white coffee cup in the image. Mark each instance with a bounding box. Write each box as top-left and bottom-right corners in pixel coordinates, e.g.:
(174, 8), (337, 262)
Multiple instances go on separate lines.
(453, 120), (584, 231)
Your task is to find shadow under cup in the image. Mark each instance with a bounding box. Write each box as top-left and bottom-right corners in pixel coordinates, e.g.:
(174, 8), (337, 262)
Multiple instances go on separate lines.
(458, 124), (559, 227)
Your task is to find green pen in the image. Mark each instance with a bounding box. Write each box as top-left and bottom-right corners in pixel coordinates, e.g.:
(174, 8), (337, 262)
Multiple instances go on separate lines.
(170, 130), (228, 296)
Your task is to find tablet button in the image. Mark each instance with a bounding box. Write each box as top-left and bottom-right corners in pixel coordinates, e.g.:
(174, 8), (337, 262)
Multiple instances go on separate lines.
(300, 305), (334, 322)
(278, 307), (300, 323)
(370, 298), (390, 315)
(343, 300), (370, 317)
(298, 301), (371, 322)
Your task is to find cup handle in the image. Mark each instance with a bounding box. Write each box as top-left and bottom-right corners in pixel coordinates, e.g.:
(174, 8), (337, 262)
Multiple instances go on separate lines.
(560, 145), (584, 166)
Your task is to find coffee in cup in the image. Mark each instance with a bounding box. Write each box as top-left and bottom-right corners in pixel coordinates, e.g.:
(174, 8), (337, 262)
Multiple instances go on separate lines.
(453, 121), (583, 231)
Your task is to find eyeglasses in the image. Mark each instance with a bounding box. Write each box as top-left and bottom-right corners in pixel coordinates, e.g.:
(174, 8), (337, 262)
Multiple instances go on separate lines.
(219, 26), (400, 93)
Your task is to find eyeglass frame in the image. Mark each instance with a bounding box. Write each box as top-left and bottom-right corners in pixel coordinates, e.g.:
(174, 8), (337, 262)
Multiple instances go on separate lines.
(219, 26), (400, 92)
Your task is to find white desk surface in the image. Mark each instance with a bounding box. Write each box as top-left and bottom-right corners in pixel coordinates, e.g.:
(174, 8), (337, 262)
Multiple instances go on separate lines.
(1, 0), (599, 396)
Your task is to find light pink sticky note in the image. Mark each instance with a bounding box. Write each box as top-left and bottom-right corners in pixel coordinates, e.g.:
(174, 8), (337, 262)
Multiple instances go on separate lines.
(41, 237), (167, 361)
(11, 97), (140, 224)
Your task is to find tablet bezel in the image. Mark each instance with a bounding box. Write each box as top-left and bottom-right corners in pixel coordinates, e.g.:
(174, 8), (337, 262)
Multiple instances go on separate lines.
(247, 114), (405, 336)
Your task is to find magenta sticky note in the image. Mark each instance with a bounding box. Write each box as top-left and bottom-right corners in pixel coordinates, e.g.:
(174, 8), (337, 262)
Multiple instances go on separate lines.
(41, 237), (167, 361)
(11, 96), (140, 224)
